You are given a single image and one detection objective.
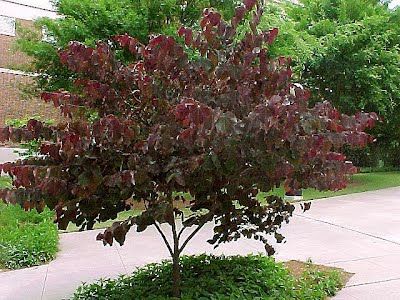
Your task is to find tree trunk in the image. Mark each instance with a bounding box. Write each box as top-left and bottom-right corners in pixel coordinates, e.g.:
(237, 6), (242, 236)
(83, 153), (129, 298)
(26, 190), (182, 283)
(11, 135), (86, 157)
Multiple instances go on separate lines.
(172, 253), (181, 298)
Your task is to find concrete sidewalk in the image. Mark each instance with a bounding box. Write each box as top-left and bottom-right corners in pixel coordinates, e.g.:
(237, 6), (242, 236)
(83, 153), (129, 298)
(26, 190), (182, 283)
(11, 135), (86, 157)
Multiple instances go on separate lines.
(1, 187), (400, 299)
(0, 147), (20, 164)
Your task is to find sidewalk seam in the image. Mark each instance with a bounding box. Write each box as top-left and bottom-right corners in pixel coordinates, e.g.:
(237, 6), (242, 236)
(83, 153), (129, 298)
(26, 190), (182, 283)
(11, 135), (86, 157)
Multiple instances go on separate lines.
(40, 265), (49, 300)
(115, 246), (128, 274)
(346, 276), (400, 288)
(294, 213), (400, 247)
(325, 254), (394, 265)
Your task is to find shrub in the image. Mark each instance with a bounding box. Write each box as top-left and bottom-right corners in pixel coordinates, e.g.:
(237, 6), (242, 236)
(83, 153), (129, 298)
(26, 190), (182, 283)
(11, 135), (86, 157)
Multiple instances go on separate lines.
(0, 203), (58, 269)
(73, 254), (344, 300)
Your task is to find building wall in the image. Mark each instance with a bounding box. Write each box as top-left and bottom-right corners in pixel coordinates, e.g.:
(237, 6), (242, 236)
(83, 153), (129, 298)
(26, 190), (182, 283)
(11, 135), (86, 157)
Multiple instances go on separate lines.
(0, 19), (33, 68)
(0, 0), (57, 20)
(0, 0), (62, 126)
(0, 70), (61, 125)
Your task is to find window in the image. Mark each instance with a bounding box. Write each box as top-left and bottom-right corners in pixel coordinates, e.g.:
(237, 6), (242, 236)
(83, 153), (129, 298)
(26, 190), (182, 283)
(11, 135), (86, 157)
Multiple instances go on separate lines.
(0, 15), (16, 36)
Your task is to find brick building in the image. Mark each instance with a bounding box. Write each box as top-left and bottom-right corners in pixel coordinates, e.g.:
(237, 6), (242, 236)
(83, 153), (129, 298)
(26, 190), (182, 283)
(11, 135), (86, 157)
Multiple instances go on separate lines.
(0, 0), (60, 125)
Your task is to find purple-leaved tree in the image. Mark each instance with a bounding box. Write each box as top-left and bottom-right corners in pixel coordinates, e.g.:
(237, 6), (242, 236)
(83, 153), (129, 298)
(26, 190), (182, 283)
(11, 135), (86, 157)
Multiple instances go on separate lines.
(0, 0), (377, 297)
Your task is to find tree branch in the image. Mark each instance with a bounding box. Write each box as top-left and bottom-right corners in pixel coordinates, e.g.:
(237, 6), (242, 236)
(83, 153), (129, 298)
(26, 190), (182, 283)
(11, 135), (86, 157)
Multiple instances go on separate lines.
(179, 220), (208, 253)
(171, 214), (180, 254)
(154, 221), (173, 257)
(177, 225), (186, 241)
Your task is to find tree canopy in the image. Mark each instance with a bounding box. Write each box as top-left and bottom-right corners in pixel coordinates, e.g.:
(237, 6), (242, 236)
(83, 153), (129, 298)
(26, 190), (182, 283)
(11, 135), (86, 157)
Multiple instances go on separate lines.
(16, 0), (399, 167)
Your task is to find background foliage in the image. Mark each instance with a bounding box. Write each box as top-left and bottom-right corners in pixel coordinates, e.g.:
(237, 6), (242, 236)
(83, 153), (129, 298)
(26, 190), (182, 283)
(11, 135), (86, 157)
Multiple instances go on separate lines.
(17, 0), (240, 92)
(259, 0), (400, 167)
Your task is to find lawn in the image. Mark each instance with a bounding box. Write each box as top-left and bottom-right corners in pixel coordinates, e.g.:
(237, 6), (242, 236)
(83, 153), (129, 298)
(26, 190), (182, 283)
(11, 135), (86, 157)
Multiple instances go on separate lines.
(64, 210), (141, 233)
(2, 171), (400, 234)
(0, 176), (140, 233)
(65, 171), (400, 232)
(261, 171), (400, 201)
(0, 176), (11, 189)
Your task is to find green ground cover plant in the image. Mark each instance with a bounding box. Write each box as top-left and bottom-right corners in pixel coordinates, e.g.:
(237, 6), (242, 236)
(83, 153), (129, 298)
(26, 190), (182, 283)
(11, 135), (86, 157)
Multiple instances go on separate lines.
(73, 254), (345, 300)
(0, 202), (58, 269)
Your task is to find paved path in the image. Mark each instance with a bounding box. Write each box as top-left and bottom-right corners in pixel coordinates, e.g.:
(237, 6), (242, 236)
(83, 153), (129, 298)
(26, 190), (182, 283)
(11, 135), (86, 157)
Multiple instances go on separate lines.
(1, 187), (400, 299)
(0, 147), (20, 164)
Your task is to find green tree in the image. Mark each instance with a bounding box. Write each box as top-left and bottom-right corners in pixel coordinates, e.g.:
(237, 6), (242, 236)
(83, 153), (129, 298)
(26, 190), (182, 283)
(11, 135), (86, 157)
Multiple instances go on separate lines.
(17, 0), (238, 92)
(303, 14), (400, 165)
(256, 2), (318, 77)
(261, 0), (400, 167)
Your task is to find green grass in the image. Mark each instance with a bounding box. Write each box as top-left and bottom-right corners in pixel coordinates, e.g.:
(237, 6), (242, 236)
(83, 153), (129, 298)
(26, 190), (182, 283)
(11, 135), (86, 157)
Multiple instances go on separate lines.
(0, 176), (139, 234)
(0, 202), (59, 269)
(73, 254), (345, 300)
(65, 171), (400, 232)
(64, 210), (142, 233)
(260, 171), (400, 201)
(3, 171), (399, 235)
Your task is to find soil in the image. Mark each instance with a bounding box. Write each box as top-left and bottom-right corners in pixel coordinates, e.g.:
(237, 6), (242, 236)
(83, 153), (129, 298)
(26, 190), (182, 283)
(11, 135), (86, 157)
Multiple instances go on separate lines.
(284, 260), (353, 295)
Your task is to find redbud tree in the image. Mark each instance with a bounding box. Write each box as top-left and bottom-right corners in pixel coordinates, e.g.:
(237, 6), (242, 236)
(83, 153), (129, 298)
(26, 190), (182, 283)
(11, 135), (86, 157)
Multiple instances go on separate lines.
(0, 0), (377, 297)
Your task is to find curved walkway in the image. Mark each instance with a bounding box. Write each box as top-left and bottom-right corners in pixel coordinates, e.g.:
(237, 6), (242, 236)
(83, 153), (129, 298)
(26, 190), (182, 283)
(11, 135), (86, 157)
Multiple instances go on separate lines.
(1, 187), (400, 299)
